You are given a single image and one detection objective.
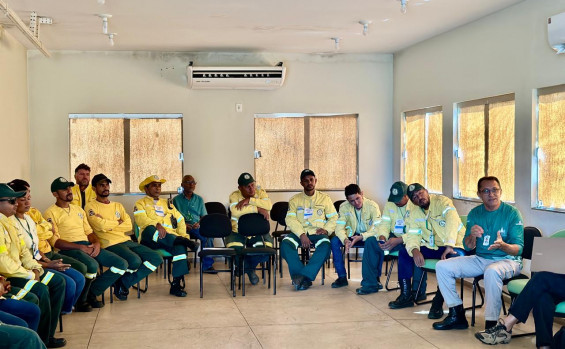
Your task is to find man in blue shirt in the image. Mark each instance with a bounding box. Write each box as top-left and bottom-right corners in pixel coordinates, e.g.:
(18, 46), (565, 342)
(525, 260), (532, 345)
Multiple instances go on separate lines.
(433, 176), (524, 331)
(172, 175), (215, 273)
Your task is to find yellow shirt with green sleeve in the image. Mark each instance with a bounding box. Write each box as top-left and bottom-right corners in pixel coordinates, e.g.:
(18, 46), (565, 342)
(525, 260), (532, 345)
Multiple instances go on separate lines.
(377, 201), (413, 241)
(229, 187), (272, 233)
(85, 200), (132, 248)
(0, 213), (43, 279)
(335, 198), (381, 244)
(43, 204), (93, 246)
(27, 207), (54, 254)
(133, 196), (186, 237)
(285, 190), (338, 238)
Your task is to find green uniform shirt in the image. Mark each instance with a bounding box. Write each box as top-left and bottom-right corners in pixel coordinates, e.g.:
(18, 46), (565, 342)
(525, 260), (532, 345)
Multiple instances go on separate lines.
(464, 202), (524, 262)
(172, 193), (207, 225)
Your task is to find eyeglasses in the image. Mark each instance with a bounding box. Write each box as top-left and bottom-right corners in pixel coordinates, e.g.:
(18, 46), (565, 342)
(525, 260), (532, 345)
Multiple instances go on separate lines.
(0, 198), (17, 205)
(479, 188), (501, 195)
(182, 181), (197, 185)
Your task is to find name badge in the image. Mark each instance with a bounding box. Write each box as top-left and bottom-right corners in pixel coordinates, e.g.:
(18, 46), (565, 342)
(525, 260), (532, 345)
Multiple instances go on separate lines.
(483, 235), (491, 246)
(304, 208), (313, 220)
(154, 205), (165, 217)
(394, 219), (405, 235)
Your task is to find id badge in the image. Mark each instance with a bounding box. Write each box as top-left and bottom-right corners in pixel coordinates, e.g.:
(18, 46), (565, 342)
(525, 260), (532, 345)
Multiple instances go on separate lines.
(394, 219), (405, 235)
(304, 208), (313, 220)
(483, 235), (491, 246)
(154, 205), (165, 217)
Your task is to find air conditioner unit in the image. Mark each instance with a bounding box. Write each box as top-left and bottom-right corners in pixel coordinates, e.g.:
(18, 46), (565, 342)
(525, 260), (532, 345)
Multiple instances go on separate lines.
(548, 12), (565, 54)
(187, 63), (286, 90)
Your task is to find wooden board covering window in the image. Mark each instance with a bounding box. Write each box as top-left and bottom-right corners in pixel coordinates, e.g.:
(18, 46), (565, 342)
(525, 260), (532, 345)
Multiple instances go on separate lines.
(427, 111), (443, 193)
(488, 100), (515, 202)
(458, 104), (485, 198)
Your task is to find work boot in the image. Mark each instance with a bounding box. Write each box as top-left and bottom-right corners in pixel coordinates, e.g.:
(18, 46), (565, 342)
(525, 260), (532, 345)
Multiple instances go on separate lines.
(432, 304), (469, 330)
(113, 279), (128, 301)
(331, 276), (348, 288)
(298, 278), (312, 291)
(356, 286), (379, 295)
(170, 277), (187, 297)
(173, 236), (200, 251)
(376, 279), (383, 290)
(247, 271), (260, 285)
(87, 291), (104, 309)
(47, 337), (67, 348)
(428, 289), (445, 319)
(389, 279), (414, 309)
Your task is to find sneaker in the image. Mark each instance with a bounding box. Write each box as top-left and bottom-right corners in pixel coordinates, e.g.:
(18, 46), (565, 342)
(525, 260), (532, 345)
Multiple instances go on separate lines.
(297, 278), (312, 291)
(376, 281), (383, 290)
(331, 276), (348, 288)
(291, 274), (305, 291)
(247, 271), (260, 285)
(474, 319), (512, 345)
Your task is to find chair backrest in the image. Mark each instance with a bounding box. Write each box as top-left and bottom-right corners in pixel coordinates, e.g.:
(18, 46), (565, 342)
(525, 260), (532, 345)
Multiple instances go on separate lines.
(270, 201), (288, 227)
(199, 213), (233, 238)
(334, 200), (345, 212)
(205, 201), (227, 216)
(522, 226), (543, 260)
(238, 213), (270, 238)
(551, 229), (565, 238)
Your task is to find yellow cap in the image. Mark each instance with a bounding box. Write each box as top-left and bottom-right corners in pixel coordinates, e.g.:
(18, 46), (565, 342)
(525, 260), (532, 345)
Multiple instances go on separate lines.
(139, 175), (166, 192)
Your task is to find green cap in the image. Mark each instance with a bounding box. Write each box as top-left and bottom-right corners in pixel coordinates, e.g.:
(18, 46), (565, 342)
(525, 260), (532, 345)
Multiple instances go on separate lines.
(51, 177), (75, 192)
(0, 183), (26, 198)
(388, 181), (408, 203)
(238, 173), (255, 186)
(407, 183), (425, 200)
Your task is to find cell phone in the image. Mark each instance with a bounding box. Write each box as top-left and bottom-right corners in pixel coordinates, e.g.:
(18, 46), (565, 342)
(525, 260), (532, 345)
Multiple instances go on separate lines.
(378, 240), (386, 244)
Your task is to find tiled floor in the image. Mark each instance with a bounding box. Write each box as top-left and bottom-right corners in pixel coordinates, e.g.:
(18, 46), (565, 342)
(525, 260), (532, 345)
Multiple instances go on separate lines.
(60, 259), (551, 348)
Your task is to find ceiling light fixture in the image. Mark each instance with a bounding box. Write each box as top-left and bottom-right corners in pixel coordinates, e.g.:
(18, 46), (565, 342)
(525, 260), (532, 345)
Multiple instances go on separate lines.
(331, 37), (340, 51)
(108, 32), (116, 46)
(399, 0), (408, 14)
(97, 0), (105, 4)
(359, 20), (372, 36)
(97, 14), (112, 34)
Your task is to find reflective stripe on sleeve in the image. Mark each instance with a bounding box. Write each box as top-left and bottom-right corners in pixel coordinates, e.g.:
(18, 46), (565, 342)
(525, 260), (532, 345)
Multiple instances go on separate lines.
(282, 236), (299, 249)
(336, 220), (346, 225)
(41, 271), (55, 285)
(314, 219), (326, 223)
(408, 228), (422, 235)
(162, 223), (173, 229)
(85, 272), (97, 279)
(381, 216), (391, 221)
(226, 241), (243, 248)
(286, 212), (296, 217)
(11, 280), (37, 300)
(143, 261), (157, 272)
(133, 210), (146, 215)
(110, 266), (126, 275)
(315, 237), (330, 248)
(172, 254), (187, 262)
(442, 207), (454, 217)
(176, 216), (183, 223)
(326, 212), (337, 218)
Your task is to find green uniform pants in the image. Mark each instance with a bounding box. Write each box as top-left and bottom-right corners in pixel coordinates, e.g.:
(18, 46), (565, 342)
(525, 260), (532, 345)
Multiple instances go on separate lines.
(106, 241), (163, 288)
(0, 322), (46, 349)
(8, 271), (65, 344)
(225, 232), (273, 270)
(140, 225), (189, 278)
(45, 251), (87, 275)
(58, 241), (128, 296)
(280, 233), (331, 282)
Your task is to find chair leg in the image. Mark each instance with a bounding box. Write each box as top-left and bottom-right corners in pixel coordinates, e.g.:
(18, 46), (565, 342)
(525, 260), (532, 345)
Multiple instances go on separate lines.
(472, 281), (477, 327)
(321, 260), (325, 285)
(273, 255), (277, 296)
(347, 251), (351, 279)
(59, 314), (63, 333)
(242, 261), (246, 297)
(200, 258), (204, 298)
(385, 259), (399, 291)
(414, 271), (433, 305)
(231, 257), (236, 298)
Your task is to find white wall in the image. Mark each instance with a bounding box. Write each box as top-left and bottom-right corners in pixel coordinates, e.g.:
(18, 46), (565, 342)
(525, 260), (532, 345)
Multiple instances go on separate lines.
(27, 52), (393, 214)
(393, 0), (565, 236)
(0, 28), (29, 181)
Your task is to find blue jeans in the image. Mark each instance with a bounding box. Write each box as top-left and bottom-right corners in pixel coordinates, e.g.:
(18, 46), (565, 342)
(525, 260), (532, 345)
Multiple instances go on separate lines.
(398, 245), (465, 281)
(190, 228), (214, 270)
(50, 268), (85, 314)
(330, 235), (364, 278)
(0, 299), (41, 330)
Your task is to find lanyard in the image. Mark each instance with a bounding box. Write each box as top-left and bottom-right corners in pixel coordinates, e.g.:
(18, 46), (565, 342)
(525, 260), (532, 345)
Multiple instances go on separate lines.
(16, 217), (39, 258)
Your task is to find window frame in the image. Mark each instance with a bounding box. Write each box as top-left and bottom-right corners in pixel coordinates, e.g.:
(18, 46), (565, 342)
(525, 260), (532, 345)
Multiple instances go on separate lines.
(68, 113), (183, 195)
(254, 113), (359, 192)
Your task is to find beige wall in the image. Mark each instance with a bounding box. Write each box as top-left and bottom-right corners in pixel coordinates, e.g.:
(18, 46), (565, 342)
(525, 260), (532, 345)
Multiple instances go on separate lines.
(27, 52), (393, 214)
(0, 28), (29, 181)
(393, 0), (565, 236)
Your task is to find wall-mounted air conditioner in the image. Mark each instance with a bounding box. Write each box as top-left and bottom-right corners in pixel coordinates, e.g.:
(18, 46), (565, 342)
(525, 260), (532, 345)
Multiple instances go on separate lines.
(187, 62), (286, 90)
(548, 12), (565, 54)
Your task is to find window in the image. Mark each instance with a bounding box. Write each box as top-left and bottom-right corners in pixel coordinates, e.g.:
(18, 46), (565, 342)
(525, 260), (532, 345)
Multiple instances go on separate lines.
(254, 114), (357, 191)
(534, 84), (565, 211)
(69, 114), (183, 194)
(402, 107), (442, 193)
(455, 94), (515, 201)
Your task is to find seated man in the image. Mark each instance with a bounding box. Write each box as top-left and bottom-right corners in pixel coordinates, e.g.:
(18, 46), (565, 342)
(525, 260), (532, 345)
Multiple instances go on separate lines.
(172, 175), (215, 273)
(134, 175), (198, 297)
(85, 174), (163, 300)
(0, 183), (66, 348)
(281, 169), (337, 291)
(44, 177), (128, 309)
(389, 183), (466, 312)
(434, 176), (523, 330)
(0, 275), (40, 332)
(331, 184), (381, 289)
(70, 164), (96, 210)
(0, 318), (46, 349)
(227, 173), (272, 285)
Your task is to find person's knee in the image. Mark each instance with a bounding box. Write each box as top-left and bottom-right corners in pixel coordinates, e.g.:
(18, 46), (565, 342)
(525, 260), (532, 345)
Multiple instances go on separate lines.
(150, 253), (164, 267)
(72, 262), (88, 275)
(365, 236), (377, 248)
(484, 265), (503, 282)
(435, 260), (448, 275)
(127, 254), (143, 270)
(330, 236), (342, 248)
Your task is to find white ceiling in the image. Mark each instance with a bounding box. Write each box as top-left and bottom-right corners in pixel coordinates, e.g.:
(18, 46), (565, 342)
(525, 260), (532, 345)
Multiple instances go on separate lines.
(2, 0), (524, 54)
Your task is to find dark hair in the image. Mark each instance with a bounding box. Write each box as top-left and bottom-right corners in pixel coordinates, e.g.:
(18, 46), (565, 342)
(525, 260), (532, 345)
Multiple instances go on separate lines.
(477, 176), (501, 192)
(74, 163), (91, 173)
(8, 179), (30, 192)
(344, 184), (361, 197)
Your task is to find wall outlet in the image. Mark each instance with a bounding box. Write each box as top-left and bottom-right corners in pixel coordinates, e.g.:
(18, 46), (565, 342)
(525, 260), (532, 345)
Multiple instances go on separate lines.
(236, 103), (243, 112)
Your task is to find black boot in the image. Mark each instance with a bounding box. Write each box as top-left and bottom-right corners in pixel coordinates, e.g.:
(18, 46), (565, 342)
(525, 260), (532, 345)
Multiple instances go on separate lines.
(428, 288), (444, 319)
(75, 279), (93, 312)
(113, 278), (128, 301)
(173, 237), (199, 251)
(87, 291), (104, 309)
(170, 277), (187, 297)
(432, 304), (469, 330)
(389, 279), (414, 309)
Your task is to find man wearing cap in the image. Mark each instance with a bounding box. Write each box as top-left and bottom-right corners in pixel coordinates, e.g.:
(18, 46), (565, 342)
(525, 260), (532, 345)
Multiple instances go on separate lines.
(85, 174), (163, 301)
(0, 183), (66, 348)
(44, 177), (128, 309)
(227, 172), (273, 285)
(281, 169), (338, 291)
(134, 175), (198, 297)
(70, 164), (96, 209)
(433, 176), (523, 331)
(356, 181), (427, 297)
(172, 175), (215, 273)
(330, 184), (381, 289)
(389, 182), (466, 312)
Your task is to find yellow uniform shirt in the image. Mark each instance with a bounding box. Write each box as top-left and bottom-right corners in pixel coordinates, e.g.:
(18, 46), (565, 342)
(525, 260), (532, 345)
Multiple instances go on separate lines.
(43, 204), (93, 246)
(71, 185), (96, 209)
(335, 198), (381, 243)
(133, 197), (186, 237)
(404, 194), (465, 256)
(377, 201), (413, 241)
(229, 188), (272, 233)
(85, 200), (132, 248)
(0, 213), (42, 279)
(285, 190), (338, 238)
(27, 207), (54, 254)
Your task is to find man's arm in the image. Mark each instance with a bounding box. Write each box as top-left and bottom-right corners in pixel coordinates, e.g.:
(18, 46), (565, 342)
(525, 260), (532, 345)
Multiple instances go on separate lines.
(285, 197), (306, 238)
(360, 201), (382, 240)
(321, 196), (338, 234)
(86, 203), (120, 233)
(334, 205), (350, 244)
(133, 200), (160, 231)
(488, 208), (524, 256)
(0, 227), (38, 279)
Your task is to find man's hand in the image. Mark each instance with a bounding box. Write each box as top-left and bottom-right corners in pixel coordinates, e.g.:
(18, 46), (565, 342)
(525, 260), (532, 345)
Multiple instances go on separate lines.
(192, 222), (200, 229)
(89, 241), (101, 258)
(95, 213), (104, 219)
(257, 207), (269, 220)
(0, 276), (10, 296)
(80, 244), (94, 256)
(46, 259), (71, 272)
(381, 237), (402, 251)
(349, 235), (363, 250)
(118, 219), (124, 225)
(441, 246), (457, 260)
(235, 198), (250, 210)
(33, 269), (41, 281)
(299, 233), (311, 248)
(156, 223), (167, 239)
(488, 231), (505, 251)
(315, 228), (328, 235)
(412, 249), (425, 267)
(185, 223), (194, 231)
(344, 238), (352, 253)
